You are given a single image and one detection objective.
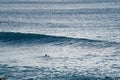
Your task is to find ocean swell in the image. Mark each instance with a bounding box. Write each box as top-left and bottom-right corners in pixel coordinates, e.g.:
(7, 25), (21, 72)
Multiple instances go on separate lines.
(0, 32), (119, 47)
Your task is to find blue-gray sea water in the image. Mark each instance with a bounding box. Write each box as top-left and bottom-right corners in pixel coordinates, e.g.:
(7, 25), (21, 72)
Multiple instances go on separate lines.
(0, 0), (120, 80)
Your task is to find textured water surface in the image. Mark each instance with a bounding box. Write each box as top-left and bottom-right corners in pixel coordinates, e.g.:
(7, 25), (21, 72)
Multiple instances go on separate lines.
(0, 0), (120, 80)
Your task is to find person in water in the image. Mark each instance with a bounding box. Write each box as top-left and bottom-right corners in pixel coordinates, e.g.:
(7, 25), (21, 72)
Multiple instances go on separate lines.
(44, 54), (49, 57)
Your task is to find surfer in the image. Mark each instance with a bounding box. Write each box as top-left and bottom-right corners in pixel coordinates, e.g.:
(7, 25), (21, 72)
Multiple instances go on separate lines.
(44, 54), (49, 57)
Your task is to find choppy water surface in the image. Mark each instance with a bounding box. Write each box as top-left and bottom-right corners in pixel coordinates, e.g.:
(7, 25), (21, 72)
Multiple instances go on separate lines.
(0, 0), (120, 80)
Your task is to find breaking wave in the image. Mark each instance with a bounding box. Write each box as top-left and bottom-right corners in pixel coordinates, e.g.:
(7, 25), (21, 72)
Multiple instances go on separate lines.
(0, 32), (119, 47)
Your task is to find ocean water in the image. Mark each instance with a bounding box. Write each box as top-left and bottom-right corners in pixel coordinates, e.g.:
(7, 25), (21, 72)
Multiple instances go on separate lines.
(0, 0), (120, 80)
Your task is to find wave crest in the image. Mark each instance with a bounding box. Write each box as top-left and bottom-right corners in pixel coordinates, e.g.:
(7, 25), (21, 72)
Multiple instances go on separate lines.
(0, 32), (119, 47)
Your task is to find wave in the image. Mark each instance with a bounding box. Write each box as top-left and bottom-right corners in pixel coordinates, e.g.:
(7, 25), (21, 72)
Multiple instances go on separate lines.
(1, 8), (120, 15)
(0, 64), (118, 80)
(0, 0), (120, 4)
(0, 32), (119, 47)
